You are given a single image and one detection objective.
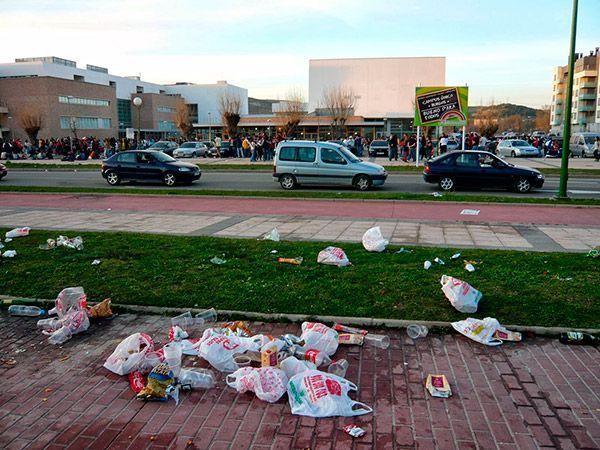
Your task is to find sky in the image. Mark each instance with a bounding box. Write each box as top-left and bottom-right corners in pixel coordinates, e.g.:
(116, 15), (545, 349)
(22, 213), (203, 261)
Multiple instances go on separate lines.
(0, 0), (598, 108)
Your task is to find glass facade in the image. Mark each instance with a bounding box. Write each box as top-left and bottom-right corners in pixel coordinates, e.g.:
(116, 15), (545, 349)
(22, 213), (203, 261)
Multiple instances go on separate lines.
(60, 116), (112, 129)
(58, 95), (110, 107)
(157, 106), (176, 113)
(117, 99), (132, 129)
(158, 121), (177, 131)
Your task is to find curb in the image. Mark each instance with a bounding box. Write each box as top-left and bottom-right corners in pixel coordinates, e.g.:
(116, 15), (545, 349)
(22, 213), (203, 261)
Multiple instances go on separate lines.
(2, 295), (598, 337)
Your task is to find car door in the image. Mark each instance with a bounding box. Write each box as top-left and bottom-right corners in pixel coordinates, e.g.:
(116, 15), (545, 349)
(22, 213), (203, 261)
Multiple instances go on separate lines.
(478, 153), (509, 188)
(453, 153), (481, 187)
(134, 152), (156, 180)
(318, 147), (353, 185)
(277, 145), (319, 184)
(115, 152), (138, 179)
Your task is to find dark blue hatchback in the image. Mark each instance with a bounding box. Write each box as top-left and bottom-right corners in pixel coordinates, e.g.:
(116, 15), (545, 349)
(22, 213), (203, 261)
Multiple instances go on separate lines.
(101, 150), (201, 187)
(423, 151), (544, 193)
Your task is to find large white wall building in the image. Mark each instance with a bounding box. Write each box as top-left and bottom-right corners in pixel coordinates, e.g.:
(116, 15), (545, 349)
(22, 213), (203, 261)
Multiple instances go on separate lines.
(309, 57), (446, 119)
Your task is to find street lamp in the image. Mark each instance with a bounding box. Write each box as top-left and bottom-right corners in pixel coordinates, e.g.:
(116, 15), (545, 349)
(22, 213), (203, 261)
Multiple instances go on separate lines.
(7, 116), (14, 141)
(133, 96), (142, 148)
(208, 112), (212, 142)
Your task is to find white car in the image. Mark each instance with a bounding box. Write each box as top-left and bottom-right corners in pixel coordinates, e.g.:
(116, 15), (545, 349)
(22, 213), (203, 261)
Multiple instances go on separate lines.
(497, 139), (541, 158)
(173, 142), (208, 158)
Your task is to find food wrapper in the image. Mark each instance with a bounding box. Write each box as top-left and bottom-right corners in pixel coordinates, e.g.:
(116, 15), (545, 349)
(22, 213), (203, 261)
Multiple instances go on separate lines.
(343, 424), (366, 438)
(221, 321), (252, 337)
(426, 374), (452, 398)
(136, 363), (174, 401)
(88, 298), (113, 319)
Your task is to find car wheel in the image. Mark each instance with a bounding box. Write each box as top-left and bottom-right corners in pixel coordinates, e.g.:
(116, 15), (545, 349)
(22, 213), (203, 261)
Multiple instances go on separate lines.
(438, 176), (455, 191)
(162, 172), (177, 187)
(514, 177), (531, 193)
(105, 170), (120, 186)
(279, 174), (296, 190)
(354, 174), (372, 191)
(510, 151), (516, 158)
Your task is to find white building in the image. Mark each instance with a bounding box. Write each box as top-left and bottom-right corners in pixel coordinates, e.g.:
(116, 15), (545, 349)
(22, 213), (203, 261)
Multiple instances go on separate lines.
(308, 56), (446, 134)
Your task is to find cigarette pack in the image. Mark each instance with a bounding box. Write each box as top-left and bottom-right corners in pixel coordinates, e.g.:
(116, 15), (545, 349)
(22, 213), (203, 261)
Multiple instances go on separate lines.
(426, 374), (452, 398)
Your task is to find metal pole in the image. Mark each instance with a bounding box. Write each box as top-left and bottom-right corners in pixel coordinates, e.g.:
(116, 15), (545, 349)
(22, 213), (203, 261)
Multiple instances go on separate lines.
(137, 106), (141, 148)
(415, 126), (420, 167)
(461, 125), (466, 151)
(558, 0), (579, 199)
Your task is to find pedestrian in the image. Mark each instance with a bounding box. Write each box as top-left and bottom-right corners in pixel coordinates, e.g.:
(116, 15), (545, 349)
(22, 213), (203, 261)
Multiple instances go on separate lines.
(408, 134), (417, 161)
(593, 137), (600, 161)
(439, 134), (448, 154)
(388, 134), (398, 161)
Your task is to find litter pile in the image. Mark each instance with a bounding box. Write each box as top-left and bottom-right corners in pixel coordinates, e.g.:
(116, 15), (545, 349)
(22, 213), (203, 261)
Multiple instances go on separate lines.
(103, 312), (382, 418)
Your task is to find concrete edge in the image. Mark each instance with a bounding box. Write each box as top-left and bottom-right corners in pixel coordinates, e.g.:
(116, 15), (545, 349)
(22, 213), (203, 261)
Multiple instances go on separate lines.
(1, 295), (598, 337)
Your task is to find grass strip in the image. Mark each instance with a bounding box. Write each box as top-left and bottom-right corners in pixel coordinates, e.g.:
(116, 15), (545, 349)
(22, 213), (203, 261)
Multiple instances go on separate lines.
(1, 185), (599, 206)
(0, 230), (598, 329)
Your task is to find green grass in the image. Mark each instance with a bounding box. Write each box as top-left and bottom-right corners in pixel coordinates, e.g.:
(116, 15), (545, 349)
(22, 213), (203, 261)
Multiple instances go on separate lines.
(1, 185), (600, 206)
(1, 230), (598, 329)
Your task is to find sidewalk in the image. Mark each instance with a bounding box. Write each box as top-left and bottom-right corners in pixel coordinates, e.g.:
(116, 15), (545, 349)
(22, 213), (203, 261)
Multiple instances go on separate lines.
(0, 312), (598, 449)
(1, 193), (599, 252)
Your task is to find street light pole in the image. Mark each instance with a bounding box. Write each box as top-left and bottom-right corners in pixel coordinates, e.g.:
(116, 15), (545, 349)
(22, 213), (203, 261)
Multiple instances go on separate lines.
(208, 112), (212, 142)
(558, 0), (579, 199)
(133, 97), (143, 149)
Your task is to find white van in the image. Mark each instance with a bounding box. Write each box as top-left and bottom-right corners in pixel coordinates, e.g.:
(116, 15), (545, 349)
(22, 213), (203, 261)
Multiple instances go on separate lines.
(569, 133), (600, 158)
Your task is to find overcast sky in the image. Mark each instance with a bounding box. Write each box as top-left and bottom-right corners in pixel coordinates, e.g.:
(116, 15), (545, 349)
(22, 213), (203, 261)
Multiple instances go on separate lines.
(1, 0), (598, 108)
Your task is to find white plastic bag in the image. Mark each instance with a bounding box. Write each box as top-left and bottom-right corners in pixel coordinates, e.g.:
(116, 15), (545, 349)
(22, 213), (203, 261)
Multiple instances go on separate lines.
(103, 332), (154, 375)
(262, 228), (280, 242)
(226, 367), (288, 403)
(44, 287), (90, 344)
(196, 329), (246, 372)
(287, 370), (373, 418)
(317, 246), (351, 267)
(5, 227), (30, 239)
(440, 275), (482, 313)
(451, 317), (505, 346)
(362, 226), (389, 252)
(300, 322), (339, 356)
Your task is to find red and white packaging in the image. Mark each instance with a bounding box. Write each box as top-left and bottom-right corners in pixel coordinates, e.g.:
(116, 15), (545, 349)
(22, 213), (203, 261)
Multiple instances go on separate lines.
(343, 424), (366, 438)
(300, 322), (339, 356)
(338, 333), (364, 345)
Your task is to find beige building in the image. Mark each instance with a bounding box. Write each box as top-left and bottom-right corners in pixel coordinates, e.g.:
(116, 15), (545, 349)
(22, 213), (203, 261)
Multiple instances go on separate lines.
(550, 48), (600, 133)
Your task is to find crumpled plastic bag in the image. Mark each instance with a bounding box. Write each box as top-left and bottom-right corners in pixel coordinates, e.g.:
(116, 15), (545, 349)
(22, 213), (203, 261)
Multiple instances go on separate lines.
(440, 275), (482, 313)
(451, 317), (508, 346)
(262, 228), (280, 242)
(57, 235), (84, 250)
(226, 367), (288, 403)
(5, 227), (30, 239)
(196, 329), (248, 372)
(44, 287), (90, 344)
(287, 370), (373, 418)
(317, 246), (351, 267)
(300, 322), (339, 356)
(2, 250), (17, 258)
(362, 226), (389, 252)
(137, 363), (175, 401)
(103, 332), (154, 375)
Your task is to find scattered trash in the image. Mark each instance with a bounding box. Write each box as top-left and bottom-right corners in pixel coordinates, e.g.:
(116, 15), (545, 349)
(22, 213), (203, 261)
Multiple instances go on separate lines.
(91, 259), (102, 266)
(178, 368), (216, 389)
(493, 329), (522, 342)
(451, 317), (519, 346)
(440, 275), (482, 313)
(424, 260), (432, 270)
(558, 332), (598, 346)
(364, 333), (390, 349)
(333, 324), (368, 335)
(0, 242), (4, 249)
(460, 209), (480, 216)
(5, 227), (30, 239)
(287, 370), (373, 417)
(8, 305), (45, 317)
(163, 342), (183, 377)
(87, 298), (113, 319)
(293, 347), (331, 367)
(317, 246), (351, 267)
(343, 424), (367, 438)
(553, 275), (573, 282)
(136, 363), (176, 402)
(262, 228), (280, 242)
(39, 239), (56, 250)
(328, 359), (349, 378)
(280, 356), (315, 379)
(431, 192), (443, 198)
(362, 226), (389, 253)
(426, 374), (452, 398)
(56, 235), (83, 250)
(104, 332), (154, 375)
(196, 329), (251, 372)
(169, 325), (189, 342)
(451, 253), (461, 260)
(210, 256), (226, 265)
(233, 355), (252, 368)
(270, 250), (278, 254)
(1, 358), (17, 366)
(300, 322), (339, 356)
(226, 367), (288, 403)
(395, 248), (413, 254)
(434, 257), (445, 265)
(586, 248), (599, 258)
(465, 263), (475, 272)
(42, 287), (90, 345)
(129, 371), (147, 393)
(277, 257), (303, 265)
(2, 250), (17, 258)
(407, 325), (429, 339)
(338, 333), (364, 345)
(4, 238), (12, 243)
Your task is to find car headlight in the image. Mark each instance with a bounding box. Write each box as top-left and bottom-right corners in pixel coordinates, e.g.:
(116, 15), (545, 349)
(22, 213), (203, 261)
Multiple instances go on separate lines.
(536, 173), (543, 178)
(178, 167), (191, 172)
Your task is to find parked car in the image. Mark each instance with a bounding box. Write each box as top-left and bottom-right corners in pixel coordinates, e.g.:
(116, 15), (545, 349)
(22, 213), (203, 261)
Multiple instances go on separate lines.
(147, 141), (178, 156)
(202, 141), (215, 150)
(368, 140), (390, 157)
(206, 141), (234, 157)
(569, 132), (600, 158)
(173, 142), (209, 158)
(273, 140), (387, 191)
(423, 151), (544, 193)
(101, 150), (201, 187)
(0, 163), (7, 180)
(497, 139), (541, 158)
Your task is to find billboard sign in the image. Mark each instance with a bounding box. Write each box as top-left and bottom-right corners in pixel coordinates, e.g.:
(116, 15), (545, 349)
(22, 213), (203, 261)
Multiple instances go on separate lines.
(414, 86), (469, 126)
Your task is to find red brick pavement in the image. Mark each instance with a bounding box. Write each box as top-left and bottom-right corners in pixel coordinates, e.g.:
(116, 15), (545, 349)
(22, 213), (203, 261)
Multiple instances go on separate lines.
(0, 313), (598, 449)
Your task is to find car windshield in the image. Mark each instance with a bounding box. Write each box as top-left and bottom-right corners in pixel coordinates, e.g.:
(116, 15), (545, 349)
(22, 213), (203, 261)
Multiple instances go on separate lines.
(371, 141), (387, 146)
(512, 140), (529, 147)
(152, 152), (175, 162)
(584, 136), (599, 144)
(336, 145), (360, 163)
(150, 142), (167, 148)
(180, 143), (195, 148)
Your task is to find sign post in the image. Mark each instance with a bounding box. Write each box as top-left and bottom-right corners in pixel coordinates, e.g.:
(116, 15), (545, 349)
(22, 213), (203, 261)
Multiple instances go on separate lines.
(415, 126), (421, 167)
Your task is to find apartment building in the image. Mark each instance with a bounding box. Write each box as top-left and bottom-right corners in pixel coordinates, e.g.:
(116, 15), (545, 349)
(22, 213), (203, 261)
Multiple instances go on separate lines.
(550, 48), (600, 134)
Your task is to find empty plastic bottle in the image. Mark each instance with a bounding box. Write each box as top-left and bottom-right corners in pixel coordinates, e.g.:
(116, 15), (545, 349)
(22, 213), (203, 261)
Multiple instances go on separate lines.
(178, 368), (216, 389)
(328, 359), (349, 378)
(8, 305), (45, 317)
(293, 348), (332, 367)
(37, 317), (62, 332)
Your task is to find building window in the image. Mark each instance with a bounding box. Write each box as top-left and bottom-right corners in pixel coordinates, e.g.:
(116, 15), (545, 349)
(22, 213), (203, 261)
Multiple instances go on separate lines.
(109, 81), (116, 87)
(158, 121), (177, 131)
(60, 116), (112, 129)
(59, 95), (110, 107)
(136, 86), (144, 94)
(73, 75), (85, 82)
(117, 99), (132, 128)
(157, 106), (176, 113)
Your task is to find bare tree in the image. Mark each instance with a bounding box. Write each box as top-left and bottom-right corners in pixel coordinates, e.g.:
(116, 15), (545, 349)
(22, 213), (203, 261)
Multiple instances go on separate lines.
(475, 106), (500, 138)
(535, 105), (551, 131)
(321, 86), (356, 137)
(218, 92), (241, 138)
(174, 98), (193, 139)
(18, 108), (43, 142)
(276, 89), (306, 138)
(499, 114), (523, 133)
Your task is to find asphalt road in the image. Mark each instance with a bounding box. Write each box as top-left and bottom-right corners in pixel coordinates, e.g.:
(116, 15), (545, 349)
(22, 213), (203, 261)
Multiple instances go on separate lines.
(2, 170), (600, 198)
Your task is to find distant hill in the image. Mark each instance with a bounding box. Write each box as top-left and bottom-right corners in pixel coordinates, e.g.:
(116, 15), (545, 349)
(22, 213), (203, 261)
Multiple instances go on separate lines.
(470, 103), (540, 119)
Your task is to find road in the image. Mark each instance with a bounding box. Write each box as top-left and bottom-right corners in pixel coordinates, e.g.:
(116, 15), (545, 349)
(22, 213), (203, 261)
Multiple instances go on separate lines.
(2, 169), (600, 198)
